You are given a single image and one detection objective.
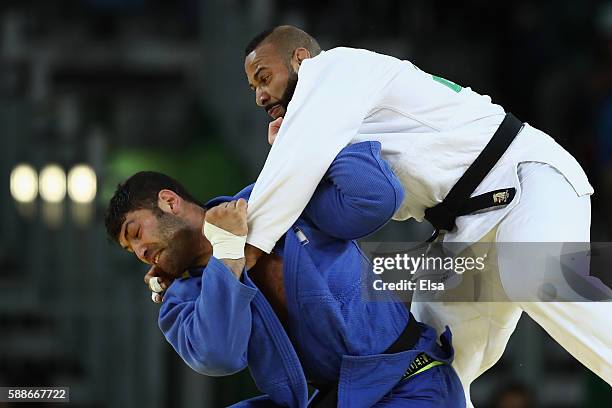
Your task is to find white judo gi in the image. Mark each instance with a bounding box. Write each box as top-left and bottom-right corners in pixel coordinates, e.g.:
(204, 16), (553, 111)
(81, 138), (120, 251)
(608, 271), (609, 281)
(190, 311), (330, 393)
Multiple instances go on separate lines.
(244, 47), (611, 405)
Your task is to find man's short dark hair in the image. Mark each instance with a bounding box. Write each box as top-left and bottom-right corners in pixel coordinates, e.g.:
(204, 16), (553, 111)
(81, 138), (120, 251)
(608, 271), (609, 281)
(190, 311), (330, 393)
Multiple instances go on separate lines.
(104, 171), (202, 244)
(244, 25), (322, 61)
(245, 27), (276, 57)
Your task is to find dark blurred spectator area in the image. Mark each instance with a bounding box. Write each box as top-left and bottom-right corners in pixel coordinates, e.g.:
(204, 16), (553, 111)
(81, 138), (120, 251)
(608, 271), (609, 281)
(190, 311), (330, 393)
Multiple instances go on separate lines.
(0, 1), (611, 407)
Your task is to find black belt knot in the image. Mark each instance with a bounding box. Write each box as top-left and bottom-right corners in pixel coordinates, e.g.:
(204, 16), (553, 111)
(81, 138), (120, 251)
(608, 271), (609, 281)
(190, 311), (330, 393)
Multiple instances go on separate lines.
(425, 202), (456, 232)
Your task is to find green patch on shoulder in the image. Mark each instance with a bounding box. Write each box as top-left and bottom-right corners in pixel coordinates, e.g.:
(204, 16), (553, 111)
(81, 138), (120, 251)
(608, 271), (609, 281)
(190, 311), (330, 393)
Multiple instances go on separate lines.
(432, 75), (462, 93)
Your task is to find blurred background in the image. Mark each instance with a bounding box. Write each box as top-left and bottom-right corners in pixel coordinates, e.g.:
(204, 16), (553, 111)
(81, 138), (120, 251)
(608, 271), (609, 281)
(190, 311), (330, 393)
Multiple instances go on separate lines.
(1, 0), (611, 407)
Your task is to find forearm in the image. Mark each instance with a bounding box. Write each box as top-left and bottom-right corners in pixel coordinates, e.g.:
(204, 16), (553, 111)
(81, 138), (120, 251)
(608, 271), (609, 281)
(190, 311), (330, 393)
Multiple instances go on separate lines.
(221, 257), (246, 279)
(203, 207), (248, 278)
(246, 136), (349, 252)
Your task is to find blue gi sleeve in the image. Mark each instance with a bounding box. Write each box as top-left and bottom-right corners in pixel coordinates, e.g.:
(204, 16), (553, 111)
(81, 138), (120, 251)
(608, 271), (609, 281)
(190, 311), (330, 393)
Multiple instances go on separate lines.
(158, 257), (258, 376)
(304, 141), (405, 240)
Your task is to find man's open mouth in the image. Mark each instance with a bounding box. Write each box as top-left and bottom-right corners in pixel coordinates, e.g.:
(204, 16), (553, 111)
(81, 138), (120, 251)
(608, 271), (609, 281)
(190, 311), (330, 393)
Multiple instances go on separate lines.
(154, 250), (163, 265)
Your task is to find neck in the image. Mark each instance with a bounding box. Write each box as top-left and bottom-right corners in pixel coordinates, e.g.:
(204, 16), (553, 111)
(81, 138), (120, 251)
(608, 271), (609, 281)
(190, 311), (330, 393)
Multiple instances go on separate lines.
(189, 206), (212, 267)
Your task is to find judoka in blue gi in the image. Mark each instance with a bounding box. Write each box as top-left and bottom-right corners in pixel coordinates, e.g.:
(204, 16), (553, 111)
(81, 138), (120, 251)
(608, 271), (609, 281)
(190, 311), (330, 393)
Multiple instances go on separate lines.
(104, 142), (465, 407)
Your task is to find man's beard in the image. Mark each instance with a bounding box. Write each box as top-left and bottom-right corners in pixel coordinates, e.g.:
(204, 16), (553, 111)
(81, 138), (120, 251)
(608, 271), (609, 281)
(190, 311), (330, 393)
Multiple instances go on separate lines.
(278, 70), (298, 112)
(155, 213), (201, 278)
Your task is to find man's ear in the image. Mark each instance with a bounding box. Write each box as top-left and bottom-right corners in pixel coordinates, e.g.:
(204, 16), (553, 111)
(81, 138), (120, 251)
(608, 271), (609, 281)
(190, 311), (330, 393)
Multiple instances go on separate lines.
(158, 189), (182, 215)
(291, 47), (311, 73)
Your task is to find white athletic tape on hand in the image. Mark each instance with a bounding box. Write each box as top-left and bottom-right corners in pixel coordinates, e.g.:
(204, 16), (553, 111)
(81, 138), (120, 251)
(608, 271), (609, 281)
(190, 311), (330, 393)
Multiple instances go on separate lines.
(203, 221), (246, 260)
(149, 277), (163, 293)
(151, 292), (160, 303)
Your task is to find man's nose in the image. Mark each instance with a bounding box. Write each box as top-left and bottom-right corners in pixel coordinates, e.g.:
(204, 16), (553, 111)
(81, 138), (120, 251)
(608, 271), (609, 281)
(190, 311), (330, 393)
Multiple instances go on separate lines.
(135, 244), (151, 264)
(256, 89), (269, 106)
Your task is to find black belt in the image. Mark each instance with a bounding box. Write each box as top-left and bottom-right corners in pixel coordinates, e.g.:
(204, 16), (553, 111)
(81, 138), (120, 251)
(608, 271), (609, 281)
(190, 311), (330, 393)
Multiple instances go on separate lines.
(308, 312), (422, 407)
(424, 113), (524, 239)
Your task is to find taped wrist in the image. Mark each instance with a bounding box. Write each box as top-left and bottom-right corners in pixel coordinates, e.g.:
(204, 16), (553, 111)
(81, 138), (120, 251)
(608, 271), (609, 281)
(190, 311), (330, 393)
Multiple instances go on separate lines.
(203, 222), (247, 259)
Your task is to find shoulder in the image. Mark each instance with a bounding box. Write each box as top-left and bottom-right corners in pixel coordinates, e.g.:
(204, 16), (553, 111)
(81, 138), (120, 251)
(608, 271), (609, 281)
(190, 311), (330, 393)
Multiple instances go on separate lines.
(319, 47), (399, 61)
(299, 47), (404, 81)
(316, 47), (403, 66)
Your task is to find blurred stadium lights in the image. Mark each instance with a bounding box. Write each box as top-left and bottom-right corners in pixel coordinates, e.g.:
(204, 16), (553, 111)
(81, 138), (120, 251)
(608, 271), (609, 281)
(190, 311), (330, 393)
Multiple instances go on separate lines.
(39, 164), (66, 203)
(9, 163), (98, 225)
(67, 164), (97, 204)
(39, 164), (67, 228)
(10, 163), (38, 203)
(68, 164), (97, 226)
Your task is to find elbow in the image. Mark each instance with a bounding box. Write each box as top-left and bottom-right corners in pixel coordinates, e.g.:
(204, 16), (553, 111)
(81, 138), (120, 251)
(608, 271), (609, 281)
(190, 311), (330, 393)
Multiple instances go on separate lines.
(386, 178), (405, 216)
(350, 176), (405, 238)
(186, 350), (246, 376)
(159, 305), (247, 377)
(176, 334), (247, 376)
(371, 173), (405, 217)
(369, 142), (405, 217)
(350, 139), (405, 216)
(314, 179), (405, 240)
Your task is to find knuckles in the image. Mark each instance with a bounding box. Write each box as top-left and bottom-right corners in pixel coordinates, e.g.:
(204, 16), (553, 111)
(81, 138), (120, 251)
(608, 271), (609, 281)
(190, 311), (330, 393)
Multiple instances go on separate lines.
(205, 201), (246, 223)
(204, 200), (248, 236)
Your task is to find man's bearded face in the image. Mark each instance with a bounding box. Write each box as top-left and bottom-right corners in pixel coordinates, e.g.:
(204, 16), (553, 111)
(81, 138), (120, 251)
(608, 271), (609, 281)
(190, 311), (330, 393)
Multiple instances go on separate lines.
(119, 209), (202, 279)
(245, 43), (299, 120)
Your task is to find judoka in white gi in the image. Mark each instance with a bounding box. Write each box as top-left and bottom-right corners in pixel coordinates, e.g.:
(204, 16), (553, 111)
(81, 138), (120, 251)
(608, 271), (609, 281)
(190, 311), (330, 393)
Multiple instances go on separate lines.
(240, 26), (612, 405)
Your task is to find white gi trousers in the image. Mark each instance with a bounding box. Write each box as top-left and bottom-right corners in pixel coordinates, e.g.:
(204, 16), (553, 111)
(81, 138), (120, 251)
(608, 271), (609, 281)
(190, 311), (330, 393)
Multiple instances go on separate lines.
(411, 162), (612, 407)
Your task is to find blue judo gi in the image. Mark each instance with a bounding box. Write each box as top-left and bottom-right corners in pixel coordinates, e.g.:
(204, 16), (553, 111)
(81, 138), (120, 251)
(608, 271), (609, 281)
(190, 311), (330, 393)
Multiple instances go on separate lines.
(158, 142), (465, 407)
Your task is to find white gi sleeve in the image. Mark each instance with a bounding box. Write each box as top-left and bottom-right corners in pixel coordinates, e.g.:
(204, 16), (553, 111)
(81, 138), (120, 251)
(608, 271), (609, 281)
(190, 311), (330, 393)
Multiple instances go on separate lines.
(246, 48), (404, 252)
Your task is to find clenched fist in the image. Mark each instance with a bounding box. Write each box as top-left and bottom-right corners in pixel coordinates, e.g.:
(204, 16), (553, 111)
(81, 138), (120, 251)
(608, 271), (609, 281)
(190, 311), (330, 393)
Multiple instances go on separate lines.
(268, 116), (283, 145)
(204, 199), (248, 236)
(203, 199), (248, 278)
